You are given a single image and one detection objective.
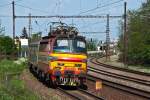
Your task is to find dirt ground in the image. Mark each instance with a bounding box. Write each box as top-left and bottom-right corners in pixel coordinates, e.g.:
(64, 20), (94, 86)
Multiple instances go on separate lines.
(20, 69), (71, 100)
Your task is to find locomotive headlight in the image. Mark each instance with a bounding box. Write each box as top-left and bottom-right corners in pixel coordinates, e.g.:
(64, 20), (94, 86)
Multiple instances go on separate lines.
(75, 64), (82, 67)
(54, 67), (61, 70)
(57, 63), (64, 66)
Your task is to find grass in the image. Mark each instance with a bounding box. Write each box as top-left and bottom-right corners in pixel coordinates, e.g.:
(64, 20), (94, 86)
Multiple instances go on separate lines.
(0, 59), (40, 100)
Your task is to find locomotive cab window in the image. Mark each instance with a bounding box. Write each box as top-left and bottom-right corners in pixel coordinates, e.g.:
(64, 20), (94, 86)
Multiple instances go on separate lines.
(57, 40), (69, 47)
(53, 38), (86, 54)
(73, 40), (86, 53)
(53, 39), (70, 53)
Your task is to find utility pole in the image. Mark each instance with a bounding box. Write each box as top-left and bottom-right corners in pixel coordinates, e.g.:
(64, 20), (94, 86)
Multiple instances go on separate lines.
(49, 25), (52, 35)
(12, 1), (15, 39)
(28, 13), (32, 38)
(106, 14), (110, 61)
(124, 2), (127, 66)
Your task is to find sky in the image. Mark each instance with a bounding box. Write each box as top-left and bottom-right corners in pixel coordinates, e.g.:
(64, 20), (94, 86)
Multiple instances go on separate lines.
(0, 0), (146, 41)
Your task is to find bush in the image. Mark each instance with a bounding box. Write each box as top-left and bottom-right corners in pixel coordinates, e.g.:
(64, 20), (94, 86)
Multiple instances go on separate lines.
(0, 36), (17, 55)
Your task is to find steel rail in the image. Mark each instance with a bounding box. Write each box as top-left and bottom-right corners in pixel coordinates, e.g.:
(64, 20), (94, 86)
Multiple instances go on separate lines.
(95, 58), (150, 76)
(57, 87), (81, 100)
(57, 87), (104, 100)
(88, 66), (150, 85)
(88, 57), (150, 98)
(78, 88), (104, 100)
(87, 74), (150, 99)
(90, 58), (150, 84)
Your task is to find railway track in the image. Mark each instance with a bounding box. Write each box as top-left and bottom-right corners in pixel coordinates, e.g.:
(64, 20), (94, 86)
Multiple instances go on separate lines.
(57, 87), (104, 100)
(90, 58), (150, 84)
(88, 57), (150, 99)
(28, 68), (104, 100)
(95, 58), (150, 76)
(88, 66), (150, 85)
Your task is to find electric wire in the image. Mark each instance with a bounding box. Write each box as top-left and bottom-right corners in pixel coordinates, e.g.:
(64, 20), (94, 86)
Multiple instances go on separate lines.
(87, 4), (124, 15)
(80, 20), (106, 29)
(15, 4), (50, 14)
(79, 0), (124, 14)
(0, 15), (11, 17)
(0, 3), (11, 8)
(0, 0), (23, 8)
(14, 0), (24, 2)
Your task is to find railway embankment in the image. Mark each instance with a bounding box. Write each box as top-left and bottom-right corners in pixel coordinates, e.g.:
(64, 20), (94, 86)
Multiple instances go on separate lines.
(97, 55), (150, 73)
(0, 59), (40, 100)
(20, 69), (71, 100)
(0, 58), (67, 100)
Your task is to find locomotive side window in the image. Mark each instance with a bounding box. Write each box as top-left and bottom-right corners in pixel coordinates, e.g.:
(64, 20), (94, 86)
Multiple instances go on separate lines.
(30, 44), (38, 52)
(39, 42), (50, 52)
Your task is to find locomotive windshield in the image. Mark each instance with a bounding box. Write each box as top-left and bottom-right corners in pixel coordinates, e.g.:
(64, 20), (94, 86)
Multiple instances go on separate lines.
(53, 39), (86, 54)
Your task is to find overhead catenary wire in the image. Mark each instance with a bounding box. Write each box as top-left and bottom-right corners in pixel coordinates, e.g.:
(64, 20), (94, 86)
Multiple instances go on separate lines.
(79, 0), (124, 14)
(0, 0), (125, 40)
(0, 3), (11, 8)
(80, 31), (106, 34)
(0, 0), (23, 8)
(87, 4), (124, 15)
(14, 0), (24, 2)
(0, 15), (11, 17)
(50, 1), (60, 15)
(80, 20), (106, 29)
(15, 4), (50, 14)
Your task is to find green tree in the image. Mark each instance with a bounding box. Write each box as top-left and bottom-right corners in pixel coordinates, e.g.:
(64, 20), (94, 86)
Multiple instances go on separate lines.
(0, 20), (5, 37)
(0, 36), (16, 55)
(118, 0), (150, 65)
(86, 38), (97, 51)
(20, 27), (28, 39)
(31, 32), (42, 42)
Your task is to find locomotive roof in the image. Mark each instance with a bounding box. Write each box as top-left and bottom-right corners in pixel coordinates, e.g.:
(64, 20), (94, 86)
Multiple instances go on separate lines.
(30, 35), (86, 45)
(42, 35), (85, 40)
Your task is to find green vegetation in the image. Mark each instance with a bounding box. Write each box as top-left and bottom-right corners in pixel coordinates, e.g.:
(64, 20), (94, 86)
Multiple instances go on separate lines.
(118, 0), (150, 66)
(0, 59), (40, 100)
(31, 32), (42, 42)
(20, 27), (28, 39)
(0, 22), (17, 57)
(86, 39), (97, 51)
(0, 36), (17, 55)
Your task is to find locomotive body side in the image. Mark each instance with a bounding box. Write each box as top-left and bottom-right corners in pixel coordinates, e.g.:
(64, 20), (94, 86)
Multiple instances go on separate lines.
(29, 41), (39, 67)
(37, 39), (52, 73)
(29, 35), (87, 87)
